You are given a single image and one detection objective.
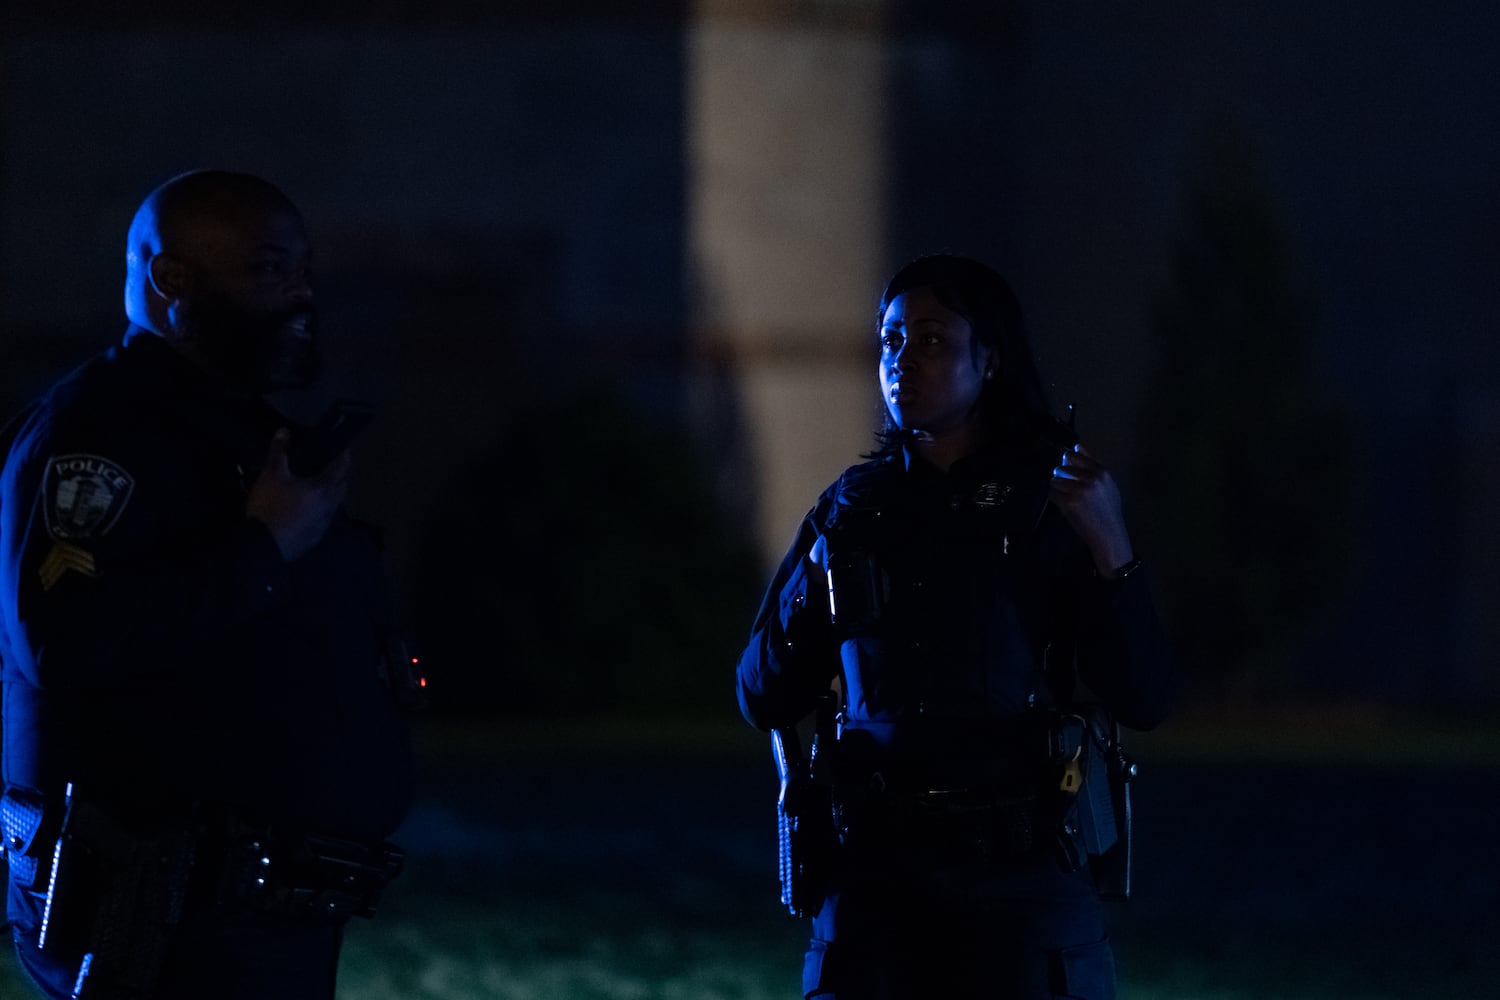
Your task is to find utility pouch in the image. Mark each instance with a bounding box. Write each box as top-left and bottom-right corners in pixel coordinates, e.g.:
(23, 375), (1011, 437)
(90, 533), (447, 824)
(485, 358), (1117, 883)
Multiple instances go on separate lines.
(294, 835), (405, 921)
(822, 468), (893, 635)
(1, 786), (58, 892)
(825, 549), (884, 635)
(213, 822), (405, 924)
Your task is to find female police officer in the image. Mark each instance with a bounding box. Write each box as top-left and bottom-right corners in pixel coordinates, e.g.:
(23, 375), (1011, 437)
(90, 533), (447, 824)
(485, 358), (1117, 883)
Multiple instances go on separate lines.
(736, 254), (1174, 999)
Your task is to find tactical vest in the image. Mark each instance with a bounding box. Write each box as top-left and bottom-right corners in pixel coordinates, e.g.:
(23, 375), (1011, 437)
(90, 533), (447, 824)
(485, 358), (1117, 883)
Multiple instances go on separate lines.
(817, 450), (1080, 764)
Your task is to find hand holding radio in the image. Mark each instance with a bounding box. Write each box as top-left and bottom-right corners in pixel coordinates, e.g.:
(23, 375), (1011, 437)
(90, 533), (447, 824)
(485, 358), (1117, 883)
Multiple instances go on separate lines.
(1048, 443), (1134, 577)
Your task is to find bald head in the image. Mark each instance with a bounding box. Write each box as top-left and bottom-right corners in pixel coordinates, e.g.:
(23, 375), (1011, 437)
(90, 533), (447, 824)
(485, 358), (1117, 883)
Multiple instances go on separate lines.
(124, 170), (301, 331)
(122, 170), (319, 392)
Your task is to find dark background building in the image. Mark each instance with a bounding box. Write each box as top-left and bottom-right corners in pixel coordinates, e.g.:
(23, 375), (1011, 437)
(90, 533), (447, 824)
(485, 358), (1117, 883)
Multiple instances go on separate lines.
(5, 0), (1494, 710)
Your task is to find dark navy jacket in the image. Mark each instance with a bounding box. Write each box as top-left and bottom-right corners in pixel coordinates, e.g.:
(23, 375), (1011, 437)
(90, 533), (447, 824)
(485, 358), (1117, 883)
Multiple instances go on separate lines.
(0, 330), (411, 857)
(737, 444), (1174, 770)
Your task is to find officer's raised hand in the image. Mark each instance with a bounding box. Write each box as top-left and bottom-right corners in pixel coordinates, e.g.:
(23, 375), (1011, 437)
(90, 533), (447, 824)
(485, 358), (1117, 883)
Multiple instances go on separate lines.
(1048, 443), (1135, 577)
(246, 427), (350, 561)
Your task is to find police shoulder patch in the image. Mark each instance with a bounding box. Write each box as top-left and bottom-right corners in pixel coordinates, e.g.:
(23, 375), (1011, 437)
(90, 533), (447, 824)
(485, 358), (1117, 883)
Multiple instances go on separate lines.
(43, 454), (136, 540)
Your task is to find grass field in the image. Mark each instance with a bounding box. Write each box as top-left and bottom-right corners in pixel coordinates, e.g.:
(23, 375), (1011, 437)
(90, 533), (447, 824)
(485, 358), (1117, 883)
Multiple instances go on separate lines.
(5, 709), (1499, 999)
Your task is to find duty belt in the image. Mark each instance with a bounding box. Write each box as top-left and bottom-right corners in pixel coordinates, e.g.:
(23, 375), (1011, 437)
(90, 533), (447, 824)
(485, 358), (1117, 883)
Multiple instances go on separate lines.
(10, 786), (406, 998)
(833, 780), (1043, 862)
(5, 786), (404, 927)
(210, 822), (406, 925)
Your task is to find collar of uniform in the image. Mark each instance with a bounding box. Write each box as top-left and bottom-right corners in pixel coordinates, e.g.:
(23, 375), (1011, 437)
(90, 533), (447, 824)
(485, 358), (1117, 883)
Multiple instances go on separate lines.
(119, 325), (286, 453)
(120, 325), (207, 395)
(120, 325), (263, 407)
(900, 441), (1015, 486)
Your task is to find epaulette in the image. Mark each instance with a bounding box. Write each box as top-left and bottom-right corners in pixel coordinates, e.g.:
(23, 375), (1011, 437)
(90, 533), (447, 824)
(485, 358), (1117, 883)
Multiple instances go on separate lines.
(829, 456), (900, 518)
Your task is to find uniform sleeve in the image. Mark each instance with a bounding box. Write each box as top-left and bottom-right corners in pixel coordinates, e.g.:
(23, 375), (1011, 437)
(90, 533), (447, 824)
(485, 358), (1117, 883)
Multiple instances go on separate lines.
(1, 411), (290, 694)
(735, 499), (840, 731)
(1071, 562), (1177, 732)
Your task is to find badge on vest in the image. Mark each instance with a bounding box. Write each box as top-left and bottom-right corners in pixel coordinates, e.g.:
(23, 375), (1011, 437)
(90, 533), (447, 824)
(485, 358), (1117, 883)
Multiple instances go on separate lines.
(43, 454), (135, 540)
(973, 482), (1015, 508)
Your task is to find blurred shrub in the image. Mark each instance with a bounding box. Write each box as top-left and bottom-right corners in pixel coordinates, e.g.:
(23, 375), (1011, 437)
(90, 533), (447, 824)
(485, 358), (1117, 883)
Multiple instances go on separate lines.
(410, 383), (762, 718)
(1139, 118), (1358, 701)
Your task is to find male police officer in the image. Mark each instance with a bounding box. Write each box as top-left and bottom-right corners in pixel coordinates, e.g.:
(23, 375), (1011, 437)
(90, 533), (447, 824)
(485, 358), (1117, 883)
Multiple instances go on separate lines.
(0, 171), (412, 999)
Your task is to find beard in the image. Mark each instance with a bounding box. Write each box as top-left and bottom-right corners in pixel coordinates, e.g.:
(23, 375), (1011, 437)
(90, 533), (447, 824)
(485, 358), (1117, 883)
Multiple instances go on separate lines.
(184, 293), (323, 393)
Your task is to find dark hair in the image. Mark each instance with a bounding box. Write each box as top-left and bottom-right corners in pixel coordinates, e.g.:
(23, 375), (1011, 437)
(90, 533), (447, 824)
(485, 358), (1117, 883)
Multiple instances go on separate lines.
(870, 253), (1055, 457)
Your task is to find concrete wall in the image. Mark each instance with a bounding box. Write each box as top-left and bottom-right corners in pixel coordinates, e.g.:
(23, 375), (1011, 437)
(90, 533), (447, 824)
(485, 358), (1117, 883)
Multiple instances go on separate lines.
(687, 8), (887, 562)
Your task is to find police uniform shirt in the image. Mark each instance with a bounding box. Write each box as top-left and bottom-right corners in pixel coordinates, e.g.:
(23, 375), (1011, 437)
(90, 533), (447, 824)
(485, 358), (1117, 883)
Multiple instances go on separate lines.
(737, 443), (1175, 769)
(0, 329), (411, 845)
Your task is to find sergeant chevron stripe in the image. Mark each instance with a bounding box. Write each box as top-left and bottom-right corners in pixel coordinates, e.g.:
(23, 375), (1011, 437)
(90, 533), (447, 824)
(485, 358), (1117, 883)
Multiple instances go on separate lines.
(39, 542), (98, 591)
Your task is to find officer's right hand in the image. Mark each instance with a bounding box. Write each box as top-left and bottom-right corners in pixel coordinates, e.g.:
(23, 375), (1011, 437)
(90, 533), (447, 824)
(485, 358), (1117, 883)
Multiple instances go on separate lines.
(245, 428), (350, 562)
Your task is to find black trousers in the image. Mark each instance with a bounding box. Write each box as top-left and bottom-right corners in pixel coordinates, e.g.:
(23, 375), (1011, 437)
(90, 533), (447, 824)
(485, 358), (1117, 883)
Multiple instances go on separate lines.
(802, 862), (1115, 1000)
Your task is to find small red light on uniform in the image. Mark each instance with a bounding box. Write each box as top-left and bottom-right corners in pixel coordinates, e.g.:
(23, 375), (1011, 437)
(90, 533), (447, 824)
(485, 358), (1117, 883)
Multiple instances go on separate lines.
(411, 657), (420, 664)
(419, 677), (427, 688)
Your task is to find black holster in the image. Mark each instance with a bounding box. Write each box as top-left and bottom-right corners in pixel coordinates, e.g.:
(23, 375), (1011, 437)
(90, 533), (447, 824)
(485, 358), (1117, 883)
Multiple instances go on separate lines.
(771, 702), (839, 918)
(1051, 707), (1135, 900)
(40, 785), (197, 1000)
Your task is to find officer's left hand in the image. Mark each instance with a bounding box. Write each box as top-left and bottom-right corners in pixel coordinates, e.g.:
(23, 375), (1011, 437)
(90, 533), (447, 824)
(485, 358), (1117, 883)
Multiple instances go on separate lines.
(1048, 444), (1135, 577)
(246, 428), (351, 562)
